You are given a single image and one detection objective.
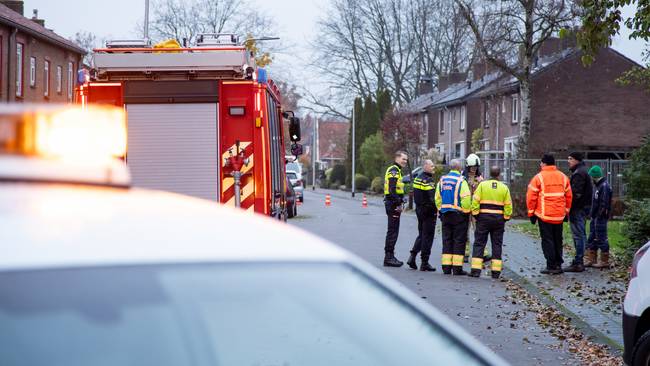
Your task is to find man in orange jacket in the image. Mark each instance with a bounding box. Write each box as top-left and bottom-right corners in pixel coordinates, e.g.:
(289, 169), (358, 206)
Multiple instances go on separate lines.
(526, 154), (573, 274)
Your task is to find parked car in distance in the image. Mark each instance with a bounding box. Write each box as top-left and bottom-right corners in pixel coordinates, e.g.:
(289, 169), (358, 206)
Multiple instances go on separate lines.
(286, 175), (298, 218)
(287, 170), (304, 202)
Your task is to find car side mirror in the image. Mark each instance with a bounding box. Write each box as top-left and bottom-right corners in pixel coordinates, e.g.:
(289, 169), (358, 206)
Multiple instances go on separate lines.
(291, 143), (303, 156)
(289, 116), (301, 142)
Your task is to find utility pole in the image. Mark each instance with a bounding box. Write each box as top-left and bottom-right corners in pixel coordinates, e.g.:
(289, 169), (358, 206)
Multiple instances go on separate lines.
(312, 117), (317, 190)
(351, 106), (356, 197)
(144, 0), (150, 43)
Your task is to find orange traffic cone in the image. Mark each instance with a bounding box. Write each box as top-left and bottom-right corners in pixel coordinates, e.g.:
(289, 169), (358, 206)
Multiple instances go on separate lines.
(362, 194), (368, 208)
(325, 194), (331, 206)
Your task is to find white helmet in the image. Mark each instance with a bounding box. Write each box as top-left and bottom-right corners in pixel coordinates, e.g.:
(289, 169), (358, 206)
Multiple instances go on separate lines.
(466, 153), (480, 167)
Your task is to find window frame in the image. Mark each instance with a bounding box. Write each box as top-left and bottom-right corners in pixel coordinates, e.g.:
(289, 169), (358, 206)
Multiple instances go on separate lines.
(454, 141), (465, 159)
(459, 105), (466, 131)
(483, 100), (490, 128)
(438, 110), (445, 134)
(15, 43), (24, 98)
(56, 65), (62, 94)
(44, 60), (50, 97)
(29, 56), (36, 88)
(67, 62), (74, 101)
(511, 95), (519, 124)
(504, 136), (518, 158)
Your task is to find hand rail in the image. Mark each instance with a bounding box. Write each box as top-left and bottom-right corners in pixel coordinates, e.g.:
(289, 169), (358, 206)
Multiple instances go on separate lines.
(93, 46), (247, 53)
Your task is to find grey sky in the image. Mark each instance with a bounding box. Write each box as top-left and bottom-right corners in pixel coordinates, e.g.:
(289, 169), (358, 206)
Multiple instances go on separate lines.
(23, 0), (647, 104)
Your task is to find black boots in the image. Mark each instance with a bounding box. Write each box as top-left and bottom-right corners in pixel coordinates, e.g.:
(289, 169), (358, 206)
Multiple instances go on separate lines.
(452, 266), (467, 276)
(540, 266), (563, 275)
(491, 271), (501, 279)
(383, 252), (404, 267)
(469, 269), (481, 277)
(420, 262), (436, 272)
(406, 253), (418, 269)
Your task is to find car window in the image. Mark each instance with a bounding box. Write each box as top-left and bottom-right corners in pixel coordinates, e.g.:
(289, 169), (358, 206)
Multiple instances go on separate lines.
(286, 162), (300, 172)
(286, 172), (298, 180)
(0, 263), (486, 366)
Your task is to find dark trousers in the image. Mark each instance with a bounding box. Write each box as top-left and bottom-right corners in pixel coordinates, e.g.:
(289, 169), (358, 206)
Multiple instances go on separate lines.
(441, 211), (469, 272)
(587, 218), (609, 252)
(539, 220), (564, 269)
(569, 207), (588, 264)
(471, 214), (505, 273)
(411, 207), (436, 261)
(384, 202), (401, 253)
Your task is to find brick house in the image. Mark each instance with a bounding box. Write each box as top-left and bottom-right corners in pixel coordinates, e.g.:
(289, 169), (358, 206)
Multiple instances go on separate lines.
(409, 38), (650, 161)
(318, 120), (349, 168)
(0, 1), (85, 103)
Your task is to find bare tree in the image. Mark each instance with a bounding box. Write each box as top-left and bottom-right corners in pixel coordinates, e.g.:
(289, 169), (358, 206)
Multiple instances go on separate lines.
(71, 31), (98, 66)
(455, 0), (577, 157)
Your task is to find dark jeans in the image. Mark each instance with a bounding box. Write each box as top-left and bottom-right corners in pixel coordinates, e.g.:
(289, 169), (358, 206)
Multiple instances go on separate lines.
(587, 217), (609, 252)
(384, 202), (401, 253)
(569, 207), (588, 264)
(411, 207), (436, 260)
(539, 220), (564, 269)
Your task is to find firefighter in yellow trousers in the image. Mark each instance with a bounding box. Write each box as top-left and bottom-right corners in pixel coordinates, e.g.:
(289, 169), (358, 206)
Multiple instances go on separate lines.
(435, 159), (472, 275)
(469, 166), (513, 279)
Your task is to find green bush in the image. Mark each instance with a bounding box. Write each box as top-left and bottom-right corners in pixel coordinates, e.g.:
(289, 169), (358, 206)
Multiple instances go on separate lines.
(359, 132), (387, 179)
(371, 176), (384, 194)
(330, 164), (346, 188)
(624, 135), (650, 200)
(355, 174), (371, 191)
(619, 199), (650, 264)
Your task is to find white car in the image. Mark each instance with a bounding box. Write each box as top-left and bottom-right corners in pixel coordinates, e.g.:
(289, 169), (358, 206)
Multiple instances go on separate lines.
(286, 169), (304, 202)
(623, 241), (650, 365)
(0, 105), (507, 366)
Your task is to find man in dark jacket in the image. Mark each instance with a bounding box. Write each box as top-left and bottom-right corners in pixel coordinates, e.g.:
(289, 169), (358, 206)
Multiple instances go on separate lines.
(586, 165), (613, 268)
(383, 151), (408, 267)
(564, 152), (593, 272)
(407, 159), (437, 271)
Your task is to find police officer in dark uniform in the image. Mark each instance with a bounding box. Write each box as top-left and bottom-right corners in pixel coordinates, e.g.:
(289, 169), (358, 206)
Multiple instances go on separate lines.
(383, 150), (408, 267)
(407, 159), (437, 271)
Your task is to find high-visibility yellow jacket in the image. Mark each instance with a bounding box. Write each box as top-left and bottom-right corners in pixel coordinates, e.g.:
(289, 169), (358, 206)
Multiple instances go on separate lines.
(526, 165), (572, 224)
(435, 170), (471, 214)
(471, 179), (513, 220)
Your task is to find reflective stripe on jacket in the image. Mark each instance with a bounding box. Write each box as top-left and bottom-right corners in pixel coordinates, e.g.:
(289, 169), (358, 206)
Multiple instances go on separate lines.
(413, 171), (436, 211)
(526, 165), (572, 224)
(471, 179), (513, 219)
(435, 170), (471, 214)
(384, 164), (404, 199)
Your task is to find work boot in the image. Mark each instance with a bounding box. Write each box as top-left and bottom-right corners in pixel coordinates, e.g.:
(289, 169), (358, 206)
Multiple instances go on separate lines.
(584, 249), (597, 267)
(452, 266), (467, 276)
(406, 252), (418, 270)
(563, 262), (585, 273)
(540, 267), (552, 274)
(420, 262), (436, 272)
(592, 252), (611, 269)
(540, 266), (563, 275)
(491, 271), (501, 279)
(383, 253), (404, 267)
(469, 269), (481, 278)
(442, 265), (452, 275)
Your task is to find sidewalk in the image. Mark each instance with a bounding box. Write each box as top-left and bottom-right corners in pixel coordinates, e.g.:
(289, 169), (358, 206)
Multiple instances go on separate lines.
(313, 188), (625, 350)
(503, 221), (625, 350)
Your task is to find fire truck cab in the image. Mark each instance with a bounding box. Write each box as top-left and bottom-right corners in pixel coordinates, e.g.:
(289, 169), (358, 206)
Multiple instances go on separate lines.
(78, 34), (300, 218)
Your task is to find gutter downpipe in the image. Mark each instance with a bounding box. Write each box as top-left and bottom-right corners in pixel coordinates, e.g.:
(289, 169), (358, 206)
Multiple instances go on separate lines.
(7, 27), (17, 101)
(496, 96), (500, 151)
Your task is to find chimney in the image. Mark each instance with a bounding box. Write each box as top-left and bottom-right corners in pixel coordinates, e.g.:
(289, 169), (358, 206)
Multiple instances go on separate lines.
(437, 74), (450, 92)
(472, 61), (487, 81)
(1, 0), (24, 15)
(417, 77), (433, 96)
(448, 70), (467, 85)
(31, 9), (44, 27)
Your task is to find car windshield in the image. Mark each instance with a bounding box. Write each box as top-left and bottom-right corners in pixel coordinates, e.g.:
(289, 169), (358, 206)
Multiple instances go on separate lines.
(286, 172), (298, 180)
(286, 162), (300, 173)
(0, 263), (485, 366)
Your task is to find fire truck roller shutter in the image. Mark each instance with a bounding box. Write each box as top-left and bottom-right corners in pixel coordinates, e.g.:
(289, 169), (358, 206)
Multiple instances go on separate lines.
(126, 103), (219, 201)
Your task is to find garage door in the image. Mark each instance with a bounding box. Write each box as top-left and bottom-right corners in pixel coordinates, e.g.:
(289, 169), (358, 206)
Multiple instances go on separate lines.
(126, 103), (219, 201)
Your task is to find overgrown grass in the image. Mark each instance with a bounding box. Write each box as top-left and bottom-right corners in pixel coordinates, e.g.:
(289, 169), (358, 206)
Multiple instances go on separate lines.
(512, 220), (625, 250)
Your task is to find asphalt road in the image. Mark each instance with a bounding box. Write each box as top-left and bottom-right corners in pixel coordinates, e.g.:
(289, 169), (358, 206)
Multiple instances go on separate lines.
(290, 189), (578, 365)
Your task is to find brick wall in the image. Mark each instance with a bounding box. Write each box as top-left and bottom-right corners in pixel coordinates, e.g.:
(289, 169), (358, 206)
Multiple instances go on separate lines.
(1, 24), (81, 103)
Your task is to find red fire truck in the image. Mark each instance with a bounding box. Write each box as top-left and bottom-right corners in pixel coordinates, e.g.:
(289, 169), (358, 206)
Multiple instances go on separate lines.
(77, 34), (302, 219)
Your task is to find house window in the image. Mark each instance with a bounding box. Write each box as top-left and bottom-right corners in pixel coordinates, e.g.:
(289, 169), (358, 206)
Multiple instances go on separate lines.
(512, 95), (519, 123)
(439, 110), (445, 134)
(44, 60), (50, 97)
(504, 136), (518, 158)
(435, 143), (445, 154)
(483, 100), (490, 128)
(501, 99), (506, 113)
(460, 105), (466, 131)
(16, 43), (24, 97)
(454, 141), (465, 158)
(480, 139), (490, 152)
(56, 65), (62, 93)
(67, 62), (74, 101)
(446, 109), (452, 129)
(29, 57), (36, 87)
(422, 113), (429, 146)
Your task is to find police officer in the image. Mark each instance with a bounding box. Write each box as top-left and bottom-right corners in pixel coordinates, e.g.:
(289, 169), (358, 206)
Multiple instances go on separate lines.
(406, 159), (437, 271)
(435, 159), (472, 275)
(469, 166), (512, 279)
(383, 150), (408, 267)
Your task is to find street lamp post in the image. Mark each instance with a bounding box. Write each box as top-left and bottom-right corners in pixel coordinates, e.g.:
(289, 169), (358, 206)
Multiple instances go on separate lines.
(351, 105), (356, 197)
(312, 117), (317, 190)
